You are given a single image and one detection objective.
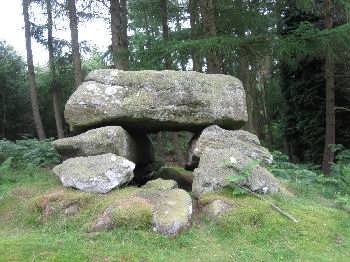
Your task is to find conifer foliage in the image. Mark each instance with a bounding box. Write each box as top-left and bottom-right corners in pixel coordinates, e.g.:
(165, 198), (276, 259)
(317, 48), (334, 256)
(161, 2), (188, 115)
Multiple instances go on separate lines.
(1, 0), (350, 174)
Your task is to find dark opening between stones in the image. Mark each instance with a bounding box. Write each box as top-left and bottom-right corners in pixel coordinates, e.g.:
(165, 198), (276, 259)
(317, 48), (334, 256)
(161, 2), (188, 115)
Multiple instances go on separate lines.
(132, 131), (195, 192)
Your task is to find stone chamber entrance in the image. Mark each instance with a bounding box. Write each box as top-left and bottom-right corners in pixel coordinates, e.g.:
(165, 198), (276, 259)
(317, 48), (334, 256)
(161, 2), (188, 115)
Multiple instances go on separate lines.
(138, 131), (194, 191)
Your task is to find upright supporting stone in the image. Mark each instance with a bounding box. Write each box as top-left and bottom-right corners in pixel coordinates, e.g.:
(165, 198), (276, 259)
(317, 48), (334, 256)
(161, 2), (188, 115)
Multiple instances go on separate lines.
(186, 125), (273, 169)
(192, 148), (280, 197)
(53, 126), (154, 165)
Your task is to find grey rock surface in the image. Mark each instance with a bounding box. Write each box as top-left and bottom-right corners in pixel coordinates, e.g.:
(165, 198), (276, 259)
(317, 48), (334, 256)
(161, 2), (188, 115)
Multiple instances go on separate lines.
(152, 188), (192, 236)
(186, 125), (273, 169)
(64, 70), (248, 132)
(192, 148), (280, 197)
(53, 126), (153, 165)
(53, 153), (135, 193)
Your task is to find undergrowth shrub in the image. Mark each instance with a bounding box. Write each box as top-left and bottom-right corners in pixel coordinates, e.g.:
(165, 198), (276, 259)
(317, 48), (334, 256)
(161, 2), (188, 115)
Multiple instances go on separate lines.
(269, 151), (320, 182)
(0, 139), (60, 168)
(270, 149), (350, 206)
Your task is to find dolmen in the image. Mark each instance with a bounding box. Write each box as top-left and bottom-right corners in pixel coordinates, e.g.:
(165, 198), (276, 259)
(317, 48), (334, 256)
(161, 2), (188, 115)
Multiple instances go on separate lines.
(52, 69), (282, 236)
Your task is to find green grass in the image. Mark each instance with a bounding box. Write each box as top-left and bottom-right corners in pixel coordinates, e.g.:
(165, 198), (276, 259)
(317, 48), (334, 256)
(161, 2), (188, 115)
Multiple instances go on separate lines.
(1, 166), (350, 262)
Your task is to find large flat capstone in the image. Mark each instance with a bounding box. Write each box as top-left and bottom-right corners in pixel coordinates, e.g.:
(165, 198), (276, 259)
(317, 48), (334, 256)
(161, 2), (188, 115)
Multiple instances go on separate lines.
(64, 70), (248, 132)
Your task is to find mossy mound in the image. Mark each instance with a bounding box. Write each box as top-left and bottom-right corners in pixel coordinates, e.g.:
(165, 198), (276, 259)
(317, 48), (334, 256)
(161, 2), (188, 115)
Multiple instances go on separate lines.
(88, 195), (153, 232)
(30, 188), (94, 222)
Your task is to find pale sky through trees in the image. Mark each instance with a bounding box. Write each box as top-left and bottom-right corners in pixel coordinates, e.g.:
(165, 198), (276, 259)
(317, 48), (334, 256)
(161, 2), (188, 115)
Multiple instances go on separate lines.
(0, 0), (110, 65)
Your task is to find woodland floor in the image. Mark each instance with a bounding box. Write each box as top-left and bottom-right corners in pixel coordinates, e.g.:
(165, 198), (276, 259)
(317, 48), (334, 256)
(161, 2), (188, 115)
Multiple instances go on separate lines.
(0, 165), (349, 262)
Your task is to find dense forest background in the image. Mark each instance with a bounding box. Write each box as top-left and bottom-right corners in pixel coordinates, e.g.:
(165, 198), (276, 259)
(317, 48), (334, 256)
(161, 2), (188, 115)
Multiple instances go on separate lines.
(1, 0), (350, 175)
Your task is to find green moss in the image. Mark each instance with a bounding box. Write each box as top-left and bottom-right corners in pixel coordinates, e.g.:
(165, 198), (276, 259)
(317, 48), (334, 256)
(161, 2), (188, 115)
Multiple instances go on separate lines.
(111, 201), (153, 230)
(162, 166), (193, 176)
(142, 178), (178, 191)
(197, 188), (237, 206)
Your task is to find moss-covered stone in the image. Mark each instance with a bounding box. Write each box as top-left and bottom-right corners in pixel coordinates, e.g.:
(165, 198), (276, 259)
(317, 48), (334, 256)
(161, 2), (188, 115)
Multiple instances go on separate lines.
(152, 189), (192, 236)
(141, 178), (178, 191)
(111, 198), (153, 229)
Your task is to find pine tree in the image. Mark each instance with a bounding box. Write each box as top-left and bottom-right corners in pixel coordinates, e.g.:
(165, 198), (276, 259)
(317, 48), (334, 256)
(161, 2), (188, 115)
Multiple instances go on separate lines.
(110, 0), (129, 69)
(67, 0), (82, 88)
(22, 0), (47, 139)
(46, 0), (65, 138)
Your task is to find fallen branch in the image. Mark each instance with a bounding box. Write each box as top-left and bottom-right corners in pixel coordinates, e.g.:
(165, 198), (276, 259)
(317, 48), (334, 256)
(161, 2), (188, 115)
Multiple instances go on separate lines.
(270, 203), (299, 223)
(239, 185), (299, 223)
(335, 106), (350, 113)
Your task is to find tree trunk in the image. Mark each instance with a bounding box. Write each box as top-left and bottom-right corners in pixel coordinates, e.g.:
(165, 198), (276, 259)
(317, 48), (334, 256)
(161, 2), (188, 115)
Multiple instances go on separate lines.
(120, 0), (128, 67)
(67, 0), (82, 88)
(249, 66), (264, 139)
(160, 0), (171, 69)
(47, 0), (64, 139)
(239, 48), (255, 134)
(322, 0), (335, 176)
(110, 0), (129, 70)
(143, 12), (152, 49)
(189, 0), (202, 72)
(260, 55), (273, 146)
(22, 0), (46, 140)
(199, 0), (220, 74)
(1, 90), (6, 137)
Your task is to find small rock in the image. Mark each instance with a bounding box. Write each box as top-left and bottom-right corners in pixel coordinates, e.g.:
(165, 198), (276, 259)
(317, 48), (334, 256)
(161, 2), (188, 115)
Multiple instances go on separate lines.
(41, 203), (55, 220)
(89, 207), (114, 232)
(142, 178), (178, 191)
(202, 200), (234, 220)
(64, 204), (80, 216)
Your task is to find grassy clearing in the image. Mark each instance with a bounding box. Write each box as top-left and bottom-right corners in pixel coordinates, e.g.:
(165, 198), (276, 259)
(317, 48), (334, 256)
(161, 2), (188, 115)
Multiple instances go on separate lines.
(0, 166), (350, 262)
